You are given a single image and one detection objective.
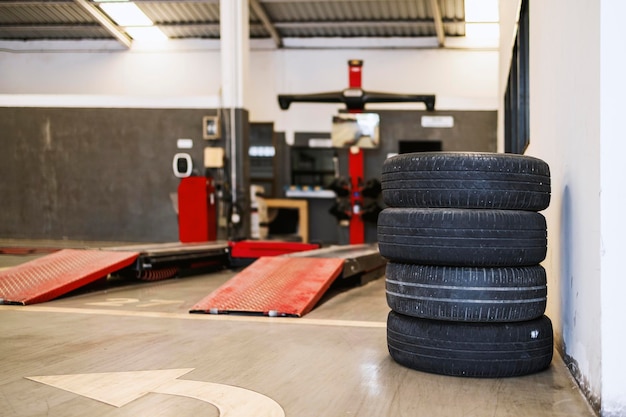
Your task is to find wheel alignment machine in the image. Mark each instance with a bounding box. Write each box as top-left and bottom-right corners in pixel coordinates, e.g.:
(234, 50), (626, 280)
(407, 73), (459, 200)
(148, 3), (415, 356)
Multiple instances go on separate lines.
(277, 59), (436, 244)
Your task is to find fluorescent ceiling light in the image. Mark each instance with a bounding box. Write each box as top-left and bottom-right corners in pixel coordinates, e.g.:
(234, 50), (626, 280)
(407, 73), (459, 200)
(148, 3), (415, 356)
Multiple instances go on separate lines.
(99, 2), (153, 26)
(125, 26), (168, 42)
(465, 0), (499, 23)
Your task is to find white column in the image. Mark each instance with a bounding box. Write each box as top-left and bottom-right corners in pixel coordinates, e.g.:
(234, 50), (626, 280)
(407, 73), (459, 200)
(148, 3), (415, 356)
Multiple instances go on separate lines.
(220, 0), (249, 108)
(219, 0), (250, 240)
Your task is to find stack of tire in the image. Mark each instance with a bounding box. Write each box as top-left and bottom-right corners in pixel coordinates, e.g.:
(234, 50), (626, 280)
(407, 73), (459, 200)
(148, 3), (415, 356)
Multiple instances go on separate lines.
(378, 152), (553, 378)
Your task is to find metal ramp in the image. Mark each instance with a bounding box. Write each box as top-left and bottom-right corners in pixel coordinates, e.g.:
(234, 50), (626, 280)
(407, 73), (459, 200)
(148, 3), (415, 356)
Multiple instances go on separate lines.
(0, 242), (231, 305)
(284, 244), (386, 285)
(0, 242), (383, 309)
(190, 244), (386, 317)
(190, 257), (345, 317)
(0, 249), (139, 305)
(108, 241), (230, 280)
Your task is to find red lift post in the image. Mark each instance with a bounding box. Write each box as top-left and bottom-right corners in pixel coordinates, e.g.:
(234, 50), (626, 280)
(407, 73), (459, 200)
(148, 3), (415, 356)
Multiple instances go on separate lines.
(347, 60), (366, 244)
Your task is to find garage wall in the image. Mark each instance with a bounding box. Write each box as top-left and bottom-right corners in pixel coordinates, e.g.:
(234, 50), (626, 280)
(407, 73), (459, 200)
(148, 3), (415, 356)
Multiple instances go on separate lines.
(0, 41), (499, 132)
(350, 109), (496, 243)
(528, 0), (602, 411)
(0, 107), (212, 242)
(499, 1), (626, 415)
(0, 41), (499, 243)
(0, 41), (222, 98)
(257, 48), (498, 141)
(599, 2), (626, 416)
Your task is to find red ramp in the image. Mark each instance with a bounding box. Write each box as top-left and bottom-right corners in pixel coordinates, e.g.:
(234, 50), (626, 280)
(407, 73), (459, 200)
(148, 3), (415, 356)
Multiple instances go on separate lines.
(190, 257), (344, 317)
(0, 249), (139, 305)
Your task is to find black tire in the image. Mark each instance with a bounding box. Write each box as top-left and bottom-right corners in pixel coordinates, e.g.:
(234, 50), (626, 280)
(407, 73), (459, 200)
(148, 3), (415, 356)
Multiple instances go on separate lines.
(377, 208), (547, 266)
(385, 262), (547, 322)
(382, 152), (551, 211)
(387, 311), (553, 378)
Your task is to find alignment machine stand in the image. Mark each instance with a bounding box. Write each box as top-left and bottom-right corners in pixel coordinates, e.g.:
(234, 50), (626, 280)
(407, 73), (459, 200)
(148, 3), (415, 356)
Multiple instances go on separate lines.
(278, 59), (435, 244)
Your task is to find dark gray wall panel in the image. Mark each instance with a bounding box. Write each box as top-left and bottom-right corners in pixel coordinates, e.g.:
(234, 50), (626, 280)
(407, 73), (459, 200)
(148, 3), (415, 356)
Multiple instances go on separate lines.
(0, 108), (495, 244)
(0, 107), (214, 242)
(362, 110), (497, 241)
(361, 110), (497, 181)
(289, 110), (497, 244)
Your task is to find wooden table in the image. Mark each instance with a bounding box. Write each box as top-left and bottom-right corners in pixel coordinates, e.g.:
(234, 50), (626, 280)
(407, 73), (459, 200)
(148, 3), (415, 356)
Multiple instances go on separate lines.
(263, 198), (309, 243)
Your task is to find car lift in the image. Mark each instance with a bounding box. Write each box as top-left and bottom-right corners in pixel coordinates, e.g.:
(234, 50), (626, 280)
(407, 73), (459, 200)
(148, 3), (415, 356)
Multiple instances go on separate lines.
(190, 243), (385, 317)
(0, 240), (384, 313)
(0, 60), (425, 314)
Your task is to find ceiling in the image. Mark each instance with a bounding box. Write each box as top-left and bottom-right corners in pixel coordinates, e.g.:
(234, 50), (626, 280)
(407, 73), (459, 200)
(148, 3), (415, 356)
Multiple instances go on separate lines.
(0, 0), (467, 49)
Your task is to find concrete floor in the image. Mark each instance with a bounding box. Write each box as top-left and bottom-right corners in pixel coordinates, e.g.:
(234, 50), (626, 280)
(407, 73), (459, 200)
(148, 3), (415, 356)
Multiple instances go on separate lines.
(0, 245), (597, 417)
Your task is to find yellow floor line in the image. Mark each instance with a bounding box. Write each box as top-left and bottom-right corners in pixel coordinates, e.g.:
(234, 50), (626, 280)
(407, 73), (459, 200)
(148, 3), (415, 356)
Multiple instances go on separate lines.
(0, 305), (386, 329)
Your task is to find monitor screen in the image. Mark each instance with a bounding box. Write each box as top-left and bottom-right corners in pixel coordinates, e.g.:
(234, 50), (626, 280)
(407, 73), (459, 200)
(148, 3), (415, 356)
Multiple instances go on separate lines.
(331, 113), (380, 149)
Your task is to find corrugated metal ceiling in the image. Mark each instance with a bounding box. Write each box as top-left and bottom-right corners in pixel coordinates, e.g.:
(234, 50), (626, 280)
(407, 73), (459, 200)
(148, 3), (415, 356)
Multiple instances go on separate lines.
(0, 0), (466, 46)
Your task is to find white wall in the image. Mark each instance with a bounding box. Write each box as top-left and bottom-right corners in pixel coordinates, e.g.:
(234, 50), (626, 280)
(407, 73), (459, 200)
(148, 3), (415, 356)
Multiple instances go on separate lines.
(530, 0), (602, 408)
(0, 40), (223, 97)
(599, 2), (626, 416)
(265, 48), (498, 143)
(499, 0), (626, 415)
(0, 39), (498, 144)
(496, 0), (520, 153)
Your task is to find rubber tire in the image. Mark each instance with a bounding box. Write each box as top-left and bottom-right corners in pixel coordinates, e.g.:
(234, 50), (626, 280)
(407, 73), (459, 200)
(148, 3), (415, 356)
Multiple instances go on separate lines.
(386, 262), (547, 322)
(377, 208), (547, 266)
(382, 152), (551, 211)
(387, 311), (553, 378)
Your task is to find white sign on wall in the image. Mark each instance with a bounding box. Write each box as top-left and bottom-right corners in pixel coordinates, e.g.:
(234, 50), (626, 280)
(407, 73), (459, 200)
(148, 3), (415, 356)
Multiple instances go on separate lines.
(421, 115), (454, 128)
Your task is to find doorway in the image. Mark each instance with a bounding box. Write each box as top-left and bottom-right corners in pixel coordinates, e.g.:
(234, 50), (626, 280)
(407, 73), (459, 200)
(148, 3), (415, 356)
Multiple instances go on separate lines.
(398, 140), (443, 154)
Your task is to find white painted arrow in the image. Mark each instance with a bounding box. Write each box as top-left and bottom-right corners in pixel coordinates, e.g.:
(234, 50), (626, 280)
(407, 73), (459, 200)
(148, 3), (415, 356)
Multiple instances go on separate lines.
(27, 368), (285, 417)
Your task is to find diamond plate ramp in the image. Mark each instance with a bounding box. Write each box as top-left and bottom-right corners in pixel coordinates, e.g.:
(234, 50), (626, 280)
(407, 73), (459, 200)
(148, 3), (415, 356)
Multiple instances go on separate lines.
(190, 257), (345, 317)
(0, 249), (139, 305)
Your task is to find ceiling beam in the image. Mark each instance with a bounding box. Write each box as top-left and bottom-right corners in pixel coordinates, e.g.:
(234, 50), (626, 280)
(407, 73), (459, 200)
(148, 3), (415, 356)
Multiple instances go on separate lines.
(274, 20), (439, 29)
(429, 0), (445, 47)
(73, 0), (132, 48)
(0, 24), (102, 31)
(133, 0), (219, 2)
(0, 1), (72, 5)
(259, 0), (389, 2)
(250, 0), (282, 48)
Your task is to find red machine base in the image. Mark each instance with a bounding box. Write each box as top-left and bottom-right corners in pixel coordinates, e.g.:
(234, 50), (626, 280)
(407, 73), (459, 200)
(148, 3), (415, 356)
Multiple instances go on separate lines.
(229, 240), (320, 259)
(0, 249), (139, 305)
(190, 256), (344, 317)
